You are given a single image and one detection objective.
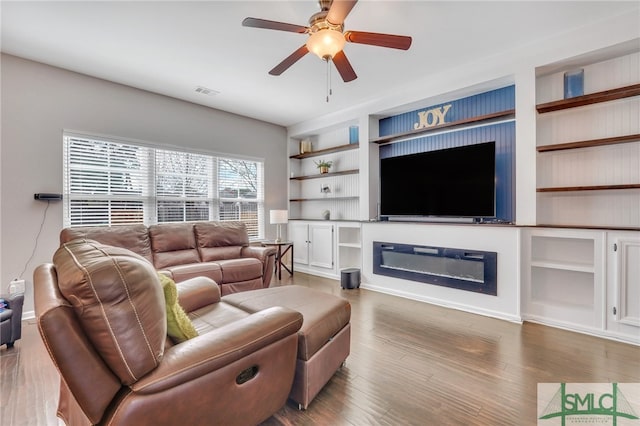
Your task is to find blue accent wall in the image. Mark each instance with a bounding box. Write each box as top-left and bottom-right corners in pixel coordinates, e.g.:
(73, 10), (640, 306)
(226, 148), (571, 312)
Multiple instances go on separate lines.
(379, 85), (515, 136)
(378, 86), (515, 223)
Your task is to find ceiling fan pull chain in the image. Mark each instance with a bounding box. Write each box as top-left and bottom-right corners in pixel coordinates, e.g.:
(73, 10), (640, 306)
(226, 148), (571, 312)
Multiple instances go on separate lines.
(326, 58), (331, 103)
(329, 58), (333, 97)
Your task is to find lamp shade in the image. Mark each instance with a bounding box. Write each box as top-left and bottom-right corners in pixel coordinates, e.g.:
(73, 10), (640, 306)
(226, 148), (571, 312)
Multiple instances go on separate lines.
(306, 29), (346, 59)
(270, 210), (288, 224)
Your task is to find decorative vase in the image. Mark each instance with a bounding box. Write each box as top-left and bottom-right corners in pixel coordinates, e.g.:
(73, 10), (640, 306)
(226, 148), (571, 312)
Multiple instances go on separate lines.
(564, 69), (584, 99)
(319, 166), (329, 174)
(322, 210), (330, 220)
(349, 125), (359, 144)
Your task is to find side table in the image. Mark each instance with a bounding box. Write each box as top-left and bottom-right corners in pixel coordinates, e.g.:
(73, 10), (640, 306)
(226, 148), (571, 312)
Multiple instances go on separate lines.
(261, 241), (293, 280)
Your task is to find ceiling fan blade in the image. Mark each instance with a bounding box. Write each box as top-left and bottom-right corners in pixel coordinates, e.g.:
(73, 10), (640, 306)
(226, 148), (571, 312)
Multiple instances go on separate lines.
(345, 31), (412, 50)
(242, 17), (307, 34)
(269, 45), (309, 76)
(332, 50), (357, 82)
(326, 0), (358, 25)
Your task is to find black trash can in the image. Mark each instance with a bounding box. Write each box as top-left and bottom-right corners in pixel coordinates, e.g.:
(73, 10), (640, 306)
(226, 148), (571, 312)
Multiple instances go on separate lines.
(341, 268), (360, 289)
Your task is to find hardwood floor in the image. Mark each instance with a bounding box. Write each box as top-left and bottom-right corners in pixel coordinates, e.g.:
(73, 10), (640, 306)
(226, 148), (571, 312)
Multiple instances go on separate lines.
(2, 272), (639, 425)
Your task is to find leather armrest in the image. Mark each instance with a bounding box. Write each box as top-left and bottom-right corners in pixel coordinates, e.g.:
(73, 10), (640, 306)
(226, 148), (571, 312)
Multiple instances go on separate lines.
(241, 246), (277, 288)
(241, 246), (276, 263)
(176, 276), (220, 312)
(131, 306), (303, 394)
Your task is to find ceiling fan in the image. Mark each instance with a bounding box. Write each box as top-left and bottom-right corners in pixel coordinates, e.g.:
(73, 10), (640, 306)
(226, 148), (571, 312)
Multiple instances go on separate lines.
(242, 0), (412, 83)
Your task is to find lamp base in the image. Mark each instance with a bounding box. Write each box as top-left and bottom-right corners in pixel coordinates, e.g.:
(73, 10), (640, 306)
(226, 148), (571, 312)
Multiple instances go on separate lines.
(275, 223), (283, 244)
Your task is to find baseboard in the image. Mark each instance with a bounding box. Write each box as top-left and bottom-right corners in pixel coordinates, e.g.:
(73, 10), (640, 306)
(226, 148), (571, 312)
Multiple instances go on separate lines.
(292, 265), (338, 280)
(360, 282), (522, 323)
(22, 310), (35, 321)
(522, 314), (640, 346)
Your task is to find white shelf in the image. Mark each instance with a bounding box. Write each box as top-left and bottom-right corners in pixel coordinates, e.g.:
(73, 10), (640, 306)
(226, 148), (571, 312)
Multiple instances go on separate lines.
(339, 266), (360, 272)
(338, 242), (361, 249)
(528, 298), (595, 311)
(531, 260), (595, 273)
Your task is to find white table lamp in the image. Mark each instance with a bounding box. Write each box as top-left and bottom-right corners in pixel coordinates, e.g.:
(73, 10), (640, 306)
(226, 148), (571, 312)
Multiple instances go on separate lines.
(270, 210), (288, 243)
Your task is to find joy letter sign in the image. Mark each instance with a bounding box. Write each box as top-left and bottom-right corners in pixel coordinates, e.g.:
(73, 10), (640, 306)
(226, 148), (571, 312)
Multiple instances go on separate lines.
(413, 104), (452, 130)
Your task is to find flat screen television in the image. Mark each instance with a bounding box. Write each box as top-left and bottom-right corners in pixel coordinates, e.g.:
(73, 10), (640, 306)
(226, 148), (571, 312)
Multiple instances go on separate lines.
(380, 141), (496, 219)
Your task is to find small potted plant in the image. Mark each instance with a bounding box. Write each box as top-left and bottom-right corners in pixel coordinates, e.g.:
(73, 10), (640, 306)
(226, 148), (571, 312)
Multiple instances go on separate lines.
(314, 159), (333, 174)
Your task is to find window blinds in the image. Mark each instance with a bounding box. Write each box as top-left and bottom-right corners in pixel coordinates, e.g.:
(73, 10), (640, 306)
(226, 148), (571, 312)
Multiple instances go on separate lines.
(63, 134), (264, 239)
(64, 136), (150, 226)
(155, 149), (212, 223)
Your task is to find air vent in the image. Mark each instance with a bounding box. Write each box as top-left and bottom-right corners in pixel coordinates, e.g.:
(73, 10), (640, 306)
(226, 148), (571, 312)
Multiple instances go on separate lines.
(194, 86), (220, 96)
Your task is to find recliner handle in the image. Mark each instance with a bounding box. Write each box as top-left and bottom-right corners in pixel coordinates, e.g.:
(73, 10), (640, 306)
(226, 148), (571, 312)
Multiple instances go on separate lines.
(236, 365), (259, 385)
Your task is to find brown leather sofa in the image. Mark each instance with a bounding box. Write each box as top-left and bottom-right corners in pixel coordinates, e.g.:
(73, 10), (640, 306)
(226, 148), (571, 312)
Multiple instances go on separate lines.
(34, 239), (303, 425)
(60, 221), (276, 295)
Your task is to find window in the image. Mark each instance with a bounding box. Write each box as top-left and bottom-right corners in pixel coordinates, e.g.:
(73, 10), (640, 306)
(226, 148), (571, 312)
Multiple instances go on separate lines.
(155, 149), (212, 223)
(63, 133), (264, 239)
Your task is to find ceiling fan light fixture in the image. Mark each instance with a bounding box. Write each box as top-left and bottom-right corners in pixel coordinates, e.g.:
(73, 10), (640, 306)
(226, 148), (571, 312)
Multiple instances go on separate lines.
(306, 28), (345, 59)
(243, 0), (411, 82)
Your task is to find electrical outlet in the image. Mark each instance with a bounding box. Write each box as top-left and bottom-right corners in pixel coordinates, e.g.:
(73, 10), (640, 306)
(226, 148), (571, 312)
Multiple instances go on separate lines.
(9, 279), (25, 294)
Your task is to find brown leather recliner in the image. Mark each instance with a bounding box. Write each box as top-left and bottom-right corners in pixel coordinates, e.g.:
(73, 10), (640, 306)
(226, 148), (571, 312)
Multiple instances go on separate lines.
(34, 239), (303, 425)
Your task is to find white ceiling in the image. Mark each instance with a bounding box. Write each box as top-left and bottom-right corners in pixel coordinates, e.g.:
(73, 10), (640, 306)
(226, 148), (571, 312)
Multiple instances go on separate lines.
(2, 1), (638, 128)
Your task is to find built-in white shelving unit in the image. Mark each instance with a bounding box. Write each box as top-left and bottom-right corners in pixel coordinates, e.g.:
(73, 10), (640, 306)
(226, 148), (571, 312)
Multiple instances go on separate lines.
(337, 222), (361, 272)
(288, 123), (363, 280)
(522, 45), (640, 344)
(288, 125), (360, 222)
(524, 229), (604, 329)
(535, 51), (640, 229)
(283, 42), (639, 344)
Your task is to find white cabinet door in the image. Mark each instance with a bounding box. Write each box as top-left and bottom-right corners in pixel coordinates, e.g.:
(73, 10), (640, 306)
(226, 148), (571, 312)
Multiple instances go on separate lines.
(606, 231), (640, 342)
(309, 223), (334, 269)
(290, 222), (309, 265)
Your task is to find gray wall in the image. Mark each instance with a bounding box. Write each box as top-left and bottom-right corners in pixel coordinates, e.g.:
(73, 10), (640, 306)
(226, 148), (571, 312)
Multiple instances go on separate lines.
(0, 54), (288, 316)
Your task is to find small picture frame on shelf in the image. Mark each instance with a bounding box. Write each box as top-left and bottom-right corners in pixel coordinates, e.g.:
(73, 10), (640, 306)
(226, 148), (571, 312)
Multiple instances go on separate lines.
(564, 69), (584, 99)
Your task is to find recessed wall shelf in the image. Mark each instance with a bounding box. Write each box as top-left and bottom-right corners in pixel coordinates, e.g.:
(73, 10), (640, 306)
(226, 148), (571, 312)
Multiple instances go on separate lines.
(537, 134), (640, 152)
(524, 229), (602, 329)
(369, 109), (515, 145)
(290, 169), (359, 180)
(535, 65), (640, 230)
(535, 83), (640, 113)
(289, 143), (358, 159)
(289, 131), (360, 222)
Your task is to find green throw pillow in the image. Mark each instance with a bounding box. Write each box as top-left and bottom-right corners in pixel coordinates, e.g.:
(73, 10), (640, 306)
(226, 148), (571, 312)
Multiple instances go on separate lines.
(158, 274), (198, 343)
